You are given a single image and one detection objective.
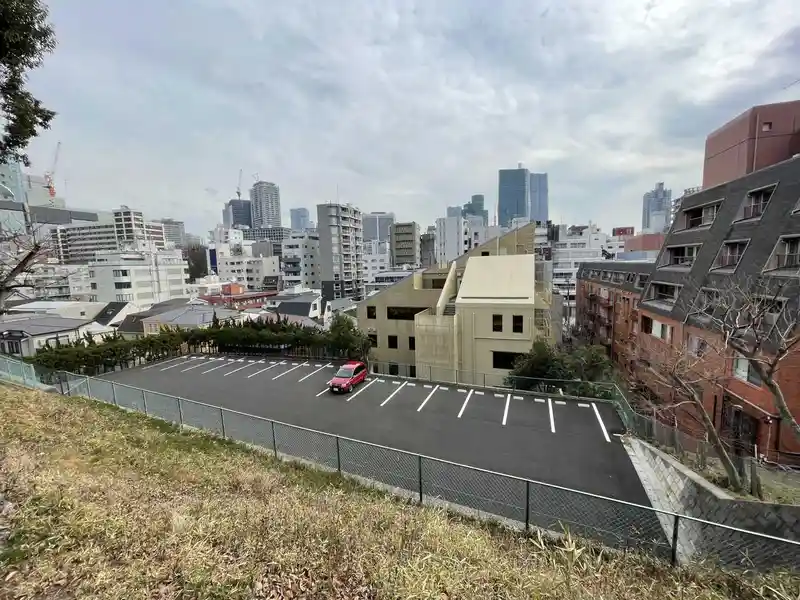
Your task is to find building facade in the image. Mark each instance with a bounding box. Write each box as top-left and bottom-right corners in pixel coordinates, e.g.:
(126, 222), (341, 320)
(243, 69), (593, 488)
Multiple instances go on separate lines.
(316, 203), (365, 301)
(389, 221), (420, 267)
(216, 255), (281, 292)
(577, 155), (800, 462)
(290, 207), (310, 230)
(222, 198), (252, 229)
(641, 182), (672, 233)
(88, 248), (190, 307)
(155, 218), (186, 248)
(362, 211), (395, 243)
(529, 172), (549, 223)
(363, 239), (390, 286)
(281, 230), (321, 290)
(420, 226), (436, 268)
(498, 165), (530, 228)
(703, 100), (800, 189)
(435, 216), (470, 264)
(463, 195), (489, 226)
(250, 181), (281, 228)
(240, 226), (291, 245)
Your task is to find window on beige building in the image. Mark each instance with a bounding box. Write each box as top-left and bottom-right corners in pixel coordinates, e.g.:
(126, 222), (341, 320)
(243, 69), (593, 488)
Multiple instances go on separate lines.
(492, 314), (503, 332)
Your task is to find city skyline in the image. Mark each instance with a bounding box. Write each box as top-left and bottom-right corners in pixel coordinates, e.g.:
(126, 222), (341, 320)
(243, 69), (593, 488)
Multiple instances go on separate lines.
(20, 1), (799, 236)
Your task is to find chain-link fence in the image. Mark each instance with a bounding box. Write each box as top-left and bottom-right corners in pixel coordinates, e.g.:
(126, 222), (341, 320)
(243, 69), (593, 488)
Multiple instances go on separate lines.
(1, 356), (797, 572)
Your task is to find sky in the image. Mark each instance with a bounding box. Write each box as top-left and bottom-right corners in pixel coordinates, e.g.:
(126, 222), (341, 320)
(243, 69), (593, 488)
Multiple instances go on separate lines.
(23, 0), (800, 237)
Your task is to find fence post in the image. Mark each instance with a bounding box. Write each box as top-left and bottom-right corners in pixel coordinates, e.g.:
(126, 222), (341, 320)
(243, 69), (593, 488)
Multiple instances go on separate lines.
(525, 481), (530, 532)
(58, 372), (65, 395)
(177, 397), (184, 428)
(220, 408), (227, 438)
(86, 378), (93, 399)
(271, 421), (278, 457)
(670, 515), (681, 566)
(417, 455), (423, 505)
(336, 437), (341, 473)
(111, 382), (118, 406)
(141, 389), (148, 415)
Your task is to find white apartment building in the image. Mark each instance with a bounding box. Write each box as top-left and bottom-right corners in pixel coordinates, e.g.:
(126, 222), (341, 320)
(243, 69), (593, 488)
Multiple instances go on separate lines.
(250, 181), (281, 228)
(215, 255), (281, 292)
(551, 224), (626, 324)
(362, 211), (395, 242)
(52, 206), (165, 264)
(435, 215), (506, 264)
(88, 248), (190, 307)
(281, 230), (321, 289)
(155, 218), (186, 248)
(316, 203), (365, 301)
(363, 239), (390, 285)
(365, 266), (415, 294)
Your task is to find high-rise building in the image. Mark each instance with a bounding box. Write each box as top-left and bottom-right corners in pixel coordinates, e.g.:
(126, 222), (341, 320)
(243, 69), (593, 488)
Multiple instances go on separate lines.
(641, 182), (672, 233)
(389, 221), (421, 267)
(463, 195), (489, 226)
(250, 181), (281, 228)
(362, 211), (395, 242)
(363, 239), (390, 286)
(155, 218), (186, 248)
(446, 206), (463, 218)
(316, 203), (365, 301)
(529, 173), (549, 223)
(281, 230), (321, 290)
(222, 199), (252, 229)
(498, 164), (530, 228)
(290, 207), (310, 230)
(420, 226), (436, 268)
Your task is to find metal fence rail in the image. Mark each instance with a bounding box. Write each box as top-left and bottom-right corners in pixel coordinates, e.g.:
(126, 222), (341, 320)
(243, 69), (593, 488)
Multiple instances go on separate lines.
(1, 356), (798, 572)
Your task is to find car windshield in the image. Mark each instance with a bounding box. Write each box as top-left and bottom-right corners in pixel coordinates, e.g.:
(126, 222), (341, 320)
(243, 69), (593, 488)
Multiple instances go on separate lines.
(335, 367), (354, 378)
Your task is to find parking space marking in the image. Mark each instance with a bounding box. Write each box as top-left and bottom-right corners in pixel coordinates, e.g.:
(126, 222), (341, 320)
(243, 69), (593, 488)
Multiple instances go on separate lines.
(502, 393), (510, 426)
(423, 384), (432, 389)
(377, 379), (386, 383)
(578, 403), (590, 408)
(161, 357), (201, 372)
(348, 378), (379, 402)
(440, 387), (449, 391)
(143, 356), (185, 370)
(391, 381), (401, 385)
(181, 360), (215, 372)
(380, 381), (408, 406)
(272, 361), (308, 380)
(592, 403), (611, 443)
(298, 363), (332, 382)
(494, 393), (504, 398)
(457, 389), (473, 418)
(513, 395), (523, 400)
(247, 362), (284, 378)
(315, 388), (329, 397)
(223, 363), (256, 377)
(201, 362), (229, 375)
(474, 391), (484, 396)
(534, 398), (545, 403)
(407, 382), (416, 387)
(416, 385), (439, 412)
(555, 400), (566, 406)
(457, 388), (466, 393)
(547, 398), (555, 433)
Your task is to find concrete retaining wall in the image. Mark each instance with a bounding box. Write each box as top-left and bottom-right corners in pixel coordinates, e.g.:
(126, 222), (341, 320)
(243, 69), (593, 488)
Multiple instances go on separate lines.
(626, 437), (799, 570)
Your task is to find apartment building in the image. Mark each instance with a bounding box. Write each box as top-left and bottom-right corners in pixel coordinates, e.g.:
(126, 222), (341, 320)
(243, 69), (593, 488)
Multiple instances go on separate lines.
(216, 255), (281, 292)
(420, 226), (436, 267)
(316, 203), (365, 301)
(358, 223), (561, 385)
(250, 181), (281, 228)
(154, 218), (186, 248)
(363, 239), (390, 286)
(366, 268), (415, 294)
(576, 154), (800, 461)
(88, 248), (190, 307)
(52, 207), (165, 264)
(281, 230), (321, 289)
(389, 221), (420, 267)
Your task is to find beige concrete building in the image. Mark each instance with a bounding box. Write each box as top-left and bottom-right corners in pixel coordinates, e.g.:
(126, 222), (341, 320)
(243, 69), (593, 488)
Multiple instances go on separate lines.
(357, 223), (562, 386)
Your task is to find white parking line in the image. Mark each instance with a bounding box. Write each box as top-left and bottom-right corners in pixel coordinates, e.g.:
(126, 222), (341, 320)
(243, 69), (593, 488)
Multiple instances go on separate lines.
(423, 384), (432, 389)
(494, 393), (504, 398)
(247, 362), (284, 378)
(513, 395), (523, 400)
(377, 379), (386, 383)
(380, 381), (408, 406)
(417, 385), (439, 412)
(534, 398), (545, 403)
(181, 360), (216, 372)
(502, 393), (510, 426)
(547, 398), (555, 433)
(298, 363), (332, 382)
(143, 356), (185, 370)
(407, 382), (416, 387)
(457, 388), (466, 393)
(555, 400), (566, 406)
(458, 389), (473, 418)
(348, 378), (379, 401)
(391, 381), (401, 385)
(272, 361), (308, 380)
(161, 357), (201, 372)
(315, 388), (329, 397)
(578, 403), (590, 408)
(201, 362), (229, 375)
(223, 363), (257, 377)
(592, 403), (611, 442)
(474, 391), (484, 396)
(440, 387), (448, 391)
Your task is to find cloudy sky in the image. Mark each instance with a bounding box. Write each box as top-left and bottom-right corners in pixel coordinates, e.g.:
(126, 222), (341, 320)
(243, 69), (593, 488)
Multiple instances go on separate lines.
(25, 0), (800, 236)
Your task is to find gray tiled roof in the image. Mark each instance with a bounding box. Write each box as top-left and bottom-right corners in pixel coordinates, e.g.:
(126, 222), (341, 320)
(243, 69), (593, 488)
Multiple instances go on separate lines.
(0, 315), (90, 336)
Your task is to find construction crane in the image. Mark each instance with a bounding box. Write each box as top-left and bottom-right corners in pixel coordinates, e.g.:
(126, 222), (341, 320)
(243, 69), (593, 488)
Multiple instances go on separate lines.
(43, 141), (61, 200)
(236, 168), (243, 200)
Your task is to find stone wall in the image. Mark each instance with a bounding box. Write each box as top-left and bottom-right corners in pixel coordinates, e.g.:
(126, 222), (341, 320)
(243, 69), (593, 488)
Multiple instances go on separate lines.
(626, 437), (799, 570)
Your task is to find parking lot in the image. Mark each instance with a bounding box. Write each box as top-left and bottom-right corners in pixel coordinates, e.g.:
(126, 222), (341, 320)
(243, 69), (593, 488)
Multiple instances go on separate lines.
(103, 353), (651, 504)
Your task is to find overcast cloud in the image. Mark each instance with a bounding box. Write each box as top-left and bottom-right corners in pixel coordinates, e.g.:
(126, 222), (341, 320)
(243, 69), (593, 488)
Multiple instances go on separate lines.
(24, 0), (800, 236)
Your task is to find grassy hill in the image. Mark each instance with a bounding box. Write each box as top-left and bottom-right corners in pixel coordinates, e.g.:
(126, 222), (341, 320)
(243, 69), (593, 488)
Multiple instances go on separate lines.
(1, 385), (797, 599)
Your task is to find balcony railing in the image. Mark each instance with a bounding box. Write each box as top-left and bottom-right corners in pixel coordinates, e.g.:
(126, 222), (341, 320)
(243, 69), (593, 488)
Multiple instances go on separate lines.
(685, 214), (715, 229)
(716, 253), (741, 268)
(775, 252), (800, 269)
(654, 292), (677, 303)
(742, 203), (766, 219)
(668, 255), (694, 267)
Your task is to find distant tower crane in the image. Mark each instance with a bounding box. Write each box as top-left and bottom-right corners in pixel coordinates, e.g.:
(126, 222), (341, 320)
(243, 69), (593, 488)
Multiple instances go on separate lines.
(43, 141), (61, 200)
(236, 168), (243, 201)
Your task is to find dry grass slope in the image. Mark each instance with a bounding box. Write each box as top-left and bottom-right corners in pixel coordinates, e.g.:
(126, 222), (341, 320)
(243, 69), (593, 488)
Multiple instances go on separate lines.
(0, 385), (798, 599)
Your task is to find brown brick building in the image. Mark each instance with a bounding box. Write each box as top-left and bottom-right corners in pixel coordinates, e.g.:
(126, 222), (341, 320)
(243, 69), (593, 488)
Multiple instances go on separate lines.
(577, 156), (800, 464)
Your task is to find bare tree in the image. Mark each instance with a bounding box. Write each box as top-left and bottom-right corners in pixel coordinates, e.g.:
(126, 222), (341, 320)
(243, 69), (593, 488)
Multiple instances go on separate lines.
(0, 203), (46, 312)
(682, 275), (800, 444)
